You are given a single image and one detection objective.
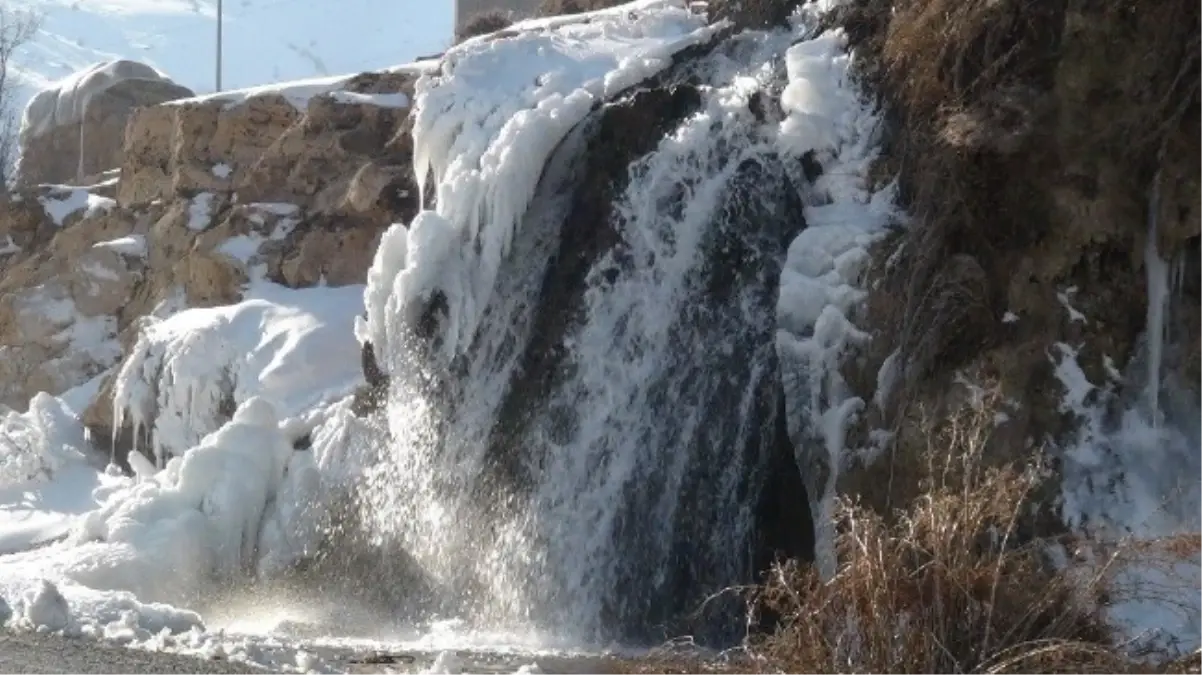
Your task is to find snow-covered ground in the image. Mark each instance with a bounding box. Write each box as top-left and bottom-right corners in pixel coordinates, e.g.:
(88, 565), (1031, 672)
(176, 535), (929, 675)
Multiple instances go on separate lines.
(6, 0), (452, 120)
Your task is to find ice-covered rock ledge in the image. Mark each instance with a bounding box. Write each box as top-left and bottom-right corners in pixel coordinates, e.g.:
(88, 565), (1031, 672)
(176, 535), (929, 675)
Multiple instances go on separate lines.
(361, 0), (727, 374)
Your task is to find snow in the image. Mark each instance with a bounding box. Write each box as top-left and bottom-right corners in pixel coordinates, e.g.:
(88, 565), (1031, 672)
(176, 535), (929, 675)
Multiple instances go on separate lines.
(112, 280), (366, 463)
(73, 398), (295, 591)
(19, 59), (178, 142)
(169, 72), (354, 109)
(15, 579), (71, 632)
(37, 185), (117, 226)
(210, 163), (232, 178)
(328, 90), (411, 108)
(217, 235), (263, 264)
(362, 0), (722, 371)
(162, 63), (426, 111)
(0, 235), (21, 255)
(0, 392), (93, 488)
(93, 234), (148, 258)
(772, 26), (896, 576)
(186, 192), (214, 231)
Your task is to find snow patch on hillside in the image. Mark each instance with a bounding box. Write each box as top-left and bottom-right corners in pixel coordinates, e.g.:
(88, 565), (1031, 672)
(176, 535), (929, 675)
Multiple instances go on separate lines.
(38, 185), (117, 226)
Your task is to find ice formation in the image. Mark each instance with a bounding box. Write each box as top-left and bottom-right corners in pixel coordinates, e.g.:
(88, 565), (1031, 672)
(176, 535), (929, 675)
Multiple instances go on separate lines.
(67, 398), (302, 599)
(360, 0), (722, 371)
(0, 393), (92, 487)
(112, 281), (366, 462)
(772, 28), (895, 574)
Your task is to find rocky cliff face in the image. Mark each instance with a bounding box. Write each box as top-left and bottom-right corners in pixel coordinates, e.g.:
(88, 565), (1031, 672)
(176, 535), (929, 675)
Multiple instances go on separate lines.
(0, 68), (423, 464)
(828, 0), (1200, 522)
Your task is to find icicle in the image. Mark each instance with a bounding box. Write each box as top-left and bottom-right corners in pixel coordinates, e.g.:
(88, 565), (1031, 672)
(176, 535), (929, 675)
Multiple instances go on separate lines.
(1143, 166), (1169, 427)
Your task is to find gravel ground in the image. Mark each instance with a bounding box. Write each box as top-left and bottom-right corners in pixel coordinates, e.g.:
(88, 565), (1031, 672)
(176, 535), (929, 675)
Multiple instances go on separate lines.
(0, 632), (260, 674)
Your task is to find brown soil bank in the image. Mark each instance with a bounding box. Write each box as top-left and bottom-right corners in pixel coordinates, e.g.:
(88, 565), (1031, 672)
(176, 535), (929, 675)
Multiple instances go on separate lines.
(830, 0), (1200, 512)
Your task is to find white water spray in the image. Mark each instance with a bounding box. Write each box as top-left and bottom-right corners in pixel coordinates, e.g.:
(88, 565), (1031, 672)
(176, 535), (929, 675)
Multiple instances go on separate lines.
(1143, 167), (1169, 426)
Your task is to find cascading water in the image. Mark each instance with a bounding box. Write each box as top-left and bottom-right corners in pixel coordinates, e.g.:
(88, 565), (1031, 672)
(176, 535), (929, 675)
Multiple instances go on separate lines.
(1058, 161), (1201, 545)
(338, 1), (894, 648)
(350, 4), (858, 645)
(1061, 166), (1202, 653)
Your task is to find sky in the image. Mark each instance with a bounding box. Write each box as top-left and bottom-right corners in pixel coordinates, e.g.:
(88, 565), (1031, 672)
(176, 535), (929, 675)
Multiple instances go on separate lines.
(6, 0), (453, 114)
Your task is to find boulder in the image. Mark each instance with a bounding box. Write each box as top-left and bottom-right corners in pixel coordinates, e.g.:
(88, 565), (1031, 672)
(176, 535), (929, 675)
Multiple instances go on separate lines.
(15, 60), (194, 188)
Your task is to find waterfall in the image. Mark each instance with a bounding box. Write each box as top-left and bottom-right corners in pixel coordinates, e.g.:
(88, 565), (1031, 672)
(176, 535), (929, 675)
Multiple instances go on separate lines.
(354, 10), (830, 643)
(347, 0), (900, 646)
(1057, 161), (1201, 544)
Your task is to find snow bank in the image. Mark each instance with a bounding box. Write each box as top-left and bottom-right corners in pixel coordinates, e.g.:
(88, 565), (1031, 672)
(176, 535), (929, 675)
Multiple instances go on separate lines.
(68, 398), (300, 595)
(0, 393), (92, 487)
(20, 60), (179, 142)
(112, 281), (366, 462)
(772, 27), (895, 575)
(360, 0), (721, 372)
(0, 576), (204, 640)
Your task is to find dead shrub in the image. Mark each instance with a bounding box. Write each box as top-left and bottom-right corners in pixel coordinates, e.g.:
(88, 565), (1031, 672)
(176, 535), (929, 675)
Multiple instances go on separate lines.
(454, 10), (513, 43)
(744, 389), (1195, 673)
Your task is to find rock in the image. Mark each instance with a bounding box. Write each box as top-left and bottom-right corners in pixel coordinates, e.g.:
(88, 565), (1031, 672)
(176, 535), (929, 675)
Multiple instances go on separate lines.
(834, 0), (1201, 527)
(16, 60), (194, 188)
(118, 95), (302, 206)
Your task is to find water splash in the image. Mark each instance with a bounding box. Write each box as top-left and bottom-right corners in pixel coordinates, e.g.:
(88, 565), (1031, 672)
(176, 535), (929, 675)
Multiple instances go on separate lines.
(358, 26), (817, 645)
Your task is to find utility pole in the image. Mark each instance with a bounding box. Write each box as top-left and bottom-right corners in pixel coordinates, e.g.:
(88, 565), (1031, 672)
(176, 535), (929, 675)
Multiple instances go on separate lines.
(215, 0), (223, 91)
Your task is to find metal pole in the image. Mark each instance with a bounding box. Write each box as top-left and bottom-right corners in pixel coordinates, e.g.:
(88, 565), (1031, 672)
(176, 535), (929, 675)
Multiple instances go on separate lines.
(216, 0), (223, 92)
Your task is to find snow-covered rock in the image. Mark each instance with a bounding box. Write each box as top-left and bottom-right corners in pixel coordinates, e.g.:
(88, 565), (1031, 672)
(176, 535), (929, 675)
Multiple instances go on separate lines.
(101, 281), (366, 464)
(16, 60), (194, 188)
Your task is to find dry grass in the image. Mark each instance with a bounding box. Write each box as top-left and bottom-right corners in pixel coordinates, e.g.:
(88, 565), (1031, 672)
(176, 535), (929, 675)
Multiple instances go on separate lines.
(620, 389), (1202, 672)
(735, 390), (1199, 674)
